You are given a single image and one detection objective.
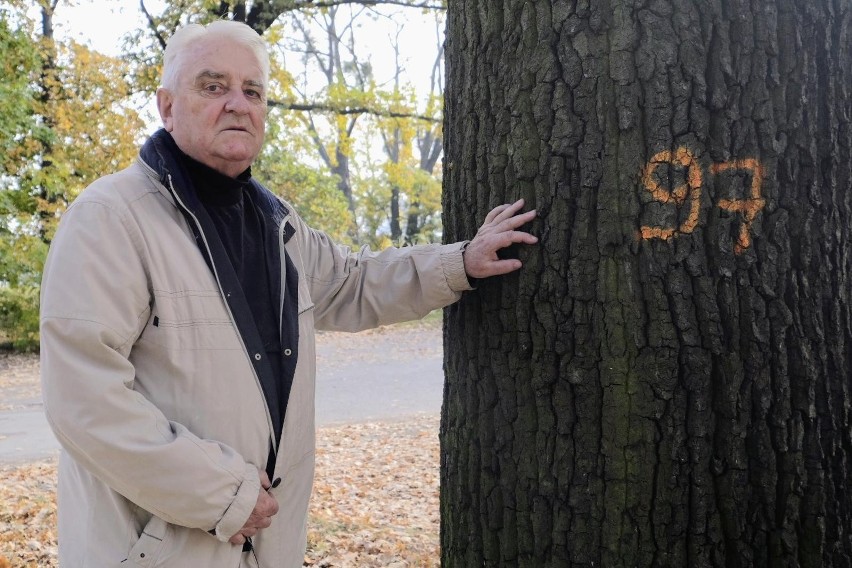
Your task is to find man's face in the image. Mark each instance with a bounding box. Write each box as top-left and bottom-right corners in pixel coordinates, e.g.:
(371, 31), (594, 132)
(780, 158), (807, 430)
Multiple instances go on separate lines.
(157, 37), (267, 178)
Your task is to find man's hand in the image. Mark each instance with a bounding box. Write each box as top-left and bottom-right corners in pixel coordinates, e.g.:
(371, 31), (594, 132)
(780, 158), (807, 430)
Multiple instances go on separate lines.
(464, 198), (538, 280)
(229, 470), (279, 545)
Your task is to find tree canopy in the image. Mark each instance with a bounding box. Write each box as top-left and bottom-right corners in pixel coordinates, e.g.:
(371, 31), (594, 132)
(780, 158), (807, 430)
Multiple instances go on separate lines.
(0, 0), (447, 348)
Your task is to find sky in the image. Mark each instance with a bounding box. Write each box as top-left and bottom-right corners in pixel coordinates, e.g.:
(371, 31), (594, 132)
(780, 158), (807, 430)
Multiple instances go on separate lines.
(52, 1), (445, 93)
(48, 1), (445, 130)
(52, 1), (163, 55)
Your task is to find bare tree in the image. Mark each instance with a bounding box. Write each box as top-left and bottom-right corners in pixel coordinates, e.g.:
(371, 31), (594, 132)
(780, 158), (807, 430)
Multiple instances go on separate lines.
(378, 12), (443, 243)
(283, 5), (372, 212)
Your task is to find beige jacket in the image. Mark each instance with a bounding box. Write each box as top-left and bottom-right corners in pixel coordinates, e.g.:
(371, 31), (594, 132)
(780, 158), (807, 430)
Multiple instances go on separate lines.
(40, 143), (469, 566)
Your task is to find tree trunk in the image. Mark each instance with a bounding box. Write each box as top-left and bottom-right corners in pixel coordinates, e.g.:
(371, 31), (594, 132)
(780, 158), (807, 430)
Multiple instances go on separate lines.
(440, 1), (852, 567)
(36, 1), (62, 245)
(391, 185), (402, 241)
(331, 147), (355, 213)
(405, 206), (420, 245)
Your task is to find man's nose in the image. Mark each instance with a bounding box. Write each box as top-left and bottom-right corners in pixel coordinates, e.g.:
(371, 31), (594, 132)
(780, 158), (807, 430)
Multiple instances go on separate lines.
(224, 90), (251, 113)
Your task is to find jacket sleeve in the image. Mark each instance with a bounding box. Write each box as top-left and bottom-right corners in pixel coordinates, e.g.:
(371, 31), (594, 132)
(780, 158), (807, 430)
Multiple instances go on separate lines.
(39, 196), (259, 541)
(288, 210), (473, 332)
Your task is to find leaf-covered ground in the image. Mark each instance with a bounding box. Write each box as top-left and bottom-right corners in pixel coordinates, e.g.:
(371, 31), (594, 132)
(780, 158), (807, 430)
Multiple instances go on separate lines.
(0, 415), (441, 567)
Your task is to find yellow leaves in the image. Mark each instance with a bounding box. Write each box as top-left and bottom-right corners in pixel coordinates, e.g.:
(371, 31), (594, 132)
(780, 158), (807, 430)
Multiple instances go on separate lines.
(306, 417), (442, 567)
(383, 162), (413, 194)
(0, 419), (441, 568)
(268, 65), (297, 102)
(0, 461), (58, 567)
(264, 22), (285, 46)
(33, 39), (144, 200)
(334, 113), (353, 162)
(373, 234), (394, 251)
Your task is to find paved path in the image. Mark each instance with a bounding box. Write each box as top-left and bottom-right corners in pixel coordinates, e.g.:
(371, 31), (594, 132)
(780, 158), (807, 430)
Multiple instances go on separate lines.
(0, 323), (444, 464)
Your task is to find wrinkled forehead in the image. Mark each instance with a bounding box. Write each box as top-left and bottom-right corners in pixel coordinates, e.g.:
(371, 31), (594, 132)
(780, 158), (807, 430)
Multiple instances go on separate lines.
(178, 37), (267, 87)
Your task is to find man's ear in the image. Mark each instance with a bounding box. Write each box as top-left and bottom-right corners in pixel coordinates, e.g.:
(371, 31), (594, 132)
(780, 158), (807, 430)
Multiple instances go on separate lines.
(156, 88), (174, 131)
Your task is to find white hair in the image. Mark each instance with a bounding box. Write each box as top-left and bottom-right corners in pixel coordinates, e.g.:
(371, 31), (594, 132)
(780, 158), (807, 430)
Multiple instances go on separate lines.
(161, 20), (270, 90)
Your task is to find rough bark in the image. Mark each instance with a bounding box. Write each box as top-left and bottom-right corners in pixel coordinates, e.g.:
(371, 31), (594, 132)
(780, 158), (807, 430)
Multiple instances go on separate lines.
(441, 1), (852, 567)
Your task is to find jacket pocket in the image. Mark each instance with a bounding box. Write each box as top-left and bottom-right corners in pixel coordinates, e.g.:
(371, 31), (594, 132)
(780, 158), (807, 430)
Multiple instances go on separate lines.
(141, 288), (239, 351)
(120, 515), (172, 567)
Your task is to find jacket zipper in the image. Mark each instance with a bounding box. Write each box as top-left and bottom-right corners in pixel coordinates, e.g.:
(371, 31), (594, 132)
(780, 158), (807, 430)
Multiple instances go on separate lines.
(164, 173), (277, 457)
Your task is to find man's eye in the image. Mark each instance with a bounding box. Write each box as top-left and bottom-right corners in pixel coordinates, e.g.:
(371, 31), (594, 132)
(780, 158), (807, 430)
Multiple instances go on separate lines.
(245, 89), (263, 99)
(204, 84), (224, 93)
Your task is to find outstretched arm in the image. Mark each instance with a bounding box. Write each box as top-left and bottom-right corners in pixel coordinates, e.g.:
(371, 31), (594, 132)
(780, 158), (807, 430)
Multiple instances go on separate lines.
(463, 198), (538, 279)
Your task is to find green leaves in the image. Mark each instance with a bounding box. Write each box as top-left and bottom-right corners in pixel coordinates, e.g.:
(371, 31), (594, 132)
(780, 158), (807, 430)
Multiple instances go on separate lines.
(0, 0), (447, 349)
(0, 3), (143, 348)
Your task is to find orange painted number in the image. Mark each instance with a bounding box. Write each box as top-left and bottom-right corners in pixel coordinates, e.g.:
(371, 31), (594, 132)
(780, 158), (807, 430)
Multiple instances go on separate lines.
(710, 159), (766, 255)
(640, 147), (702, 241)
(639, 148), (765, 254)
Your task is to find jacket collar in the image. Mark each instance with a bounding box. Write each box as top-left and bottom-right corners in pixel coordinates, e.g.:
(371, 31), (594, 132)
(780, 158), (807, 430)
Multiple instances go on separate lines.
(139, 128), (289, 222)
(139, 129), (205, 214)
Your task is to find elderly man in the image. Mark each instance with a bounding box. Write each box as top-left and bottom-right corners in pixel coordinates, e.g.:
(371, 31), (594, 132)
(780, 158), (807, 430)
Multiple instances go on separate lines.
(39, 20), (536, 567)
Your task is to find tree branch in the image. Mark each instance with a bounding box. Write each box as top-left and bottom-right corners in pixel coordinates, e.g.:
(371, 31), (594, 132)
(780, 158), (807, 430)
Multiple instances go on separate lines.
(268, 100), (440, 122)
(285, 0), (445, 12)
(139, 0), (167, 50)
(304, 113), (333, 169)
(245, 0), (443, 34)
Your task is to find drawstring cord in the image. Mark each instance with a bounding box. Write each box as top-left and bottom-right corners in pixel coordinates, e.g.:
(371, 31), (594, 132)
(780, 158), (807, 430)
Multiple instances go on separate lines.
(243, 537), (261, 566)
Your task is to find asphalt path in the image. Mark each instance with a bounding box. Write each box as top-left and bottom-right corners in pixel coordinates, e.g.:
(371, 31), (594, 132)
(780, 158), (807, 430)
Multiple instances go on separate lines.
(0, 323), (444, 464)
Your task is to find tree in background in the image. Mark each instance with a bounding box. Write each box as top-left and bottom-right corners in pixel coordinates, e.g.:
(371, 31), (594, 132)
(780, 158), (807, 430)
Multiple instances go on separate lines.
(441, 1), (851, 566)
(260, 3), (447, 245)
(254, 108), (355, 245)
(283, 4), (372, 215)
(0, 0), (447, 347)
(0, 7), (43, 349)
(375, 13), (444, 245)
(0, 1), (143, 348)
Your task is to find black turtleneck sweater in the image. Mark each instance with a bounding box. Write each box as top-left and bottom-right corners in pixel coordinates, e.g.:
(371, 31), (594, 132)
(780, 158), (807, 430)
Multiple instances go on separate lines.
(174, 145), (298, 459)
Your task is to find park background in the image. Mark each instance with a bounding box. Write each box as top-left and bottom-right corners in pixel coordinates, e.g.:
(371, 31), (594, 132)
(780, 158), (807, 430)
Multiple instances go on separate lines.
(0, 0), (448, 351)
(3, 0), (852, 566)
(1, 0), (450, 565)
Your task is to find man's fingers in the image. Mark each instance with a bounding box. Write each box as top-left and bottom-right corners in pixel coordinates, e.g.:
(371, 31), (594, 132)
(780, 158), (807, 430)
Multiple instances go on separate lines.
(255, 515), (273, 529)
(229, 533), (246, 545)
(258, 490), (279, 517)
(259, 470), (272, 491)
(495, 209), (537, 233)
(490, 199), (526, 225)
(484, 198), (528, 225)
(479, 258), (523, 278)
(491, 230), (538, 250)
(483, 203), (511, 225)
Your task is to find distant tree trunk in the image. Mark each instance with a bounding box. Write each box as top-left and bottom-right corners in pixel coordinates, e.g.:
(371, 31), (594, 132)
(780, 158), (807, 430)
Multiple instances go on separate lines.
(390, 186), (403, 241)
(404, 208), (420, 244)
(36, 0), (62, 244)
(331, 147), (355, 213)
(441, 1), (852, 566)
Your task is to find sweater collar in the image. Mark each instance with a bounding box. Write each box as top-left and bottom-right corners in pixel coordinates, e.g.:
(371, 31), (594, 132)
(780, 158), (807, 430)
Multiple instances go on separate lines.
(139, 129), (288, 222)
(183, 154), (251, 208)
(158, 131), (251, 207)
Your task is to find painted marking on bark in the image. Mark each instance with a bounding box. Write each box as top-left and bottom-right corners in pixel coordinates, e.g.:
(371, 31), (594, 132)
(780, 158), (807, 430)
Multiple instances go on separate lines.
(640, 148), (766, 254)
(640, 148), (702, 241)
(711, 159), (766, 255)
